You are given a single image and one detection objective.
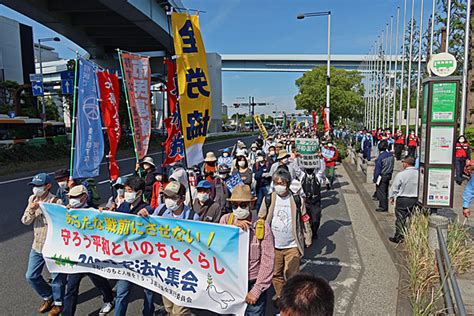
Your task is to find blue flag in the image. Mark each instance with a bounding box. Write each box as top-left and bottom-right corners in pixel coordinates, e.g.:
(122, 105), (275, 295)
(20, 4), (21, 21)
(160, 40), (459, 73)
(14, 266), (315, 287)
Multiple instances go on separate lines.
(225, 173), (244, 192)
(73, 58), (104, 179)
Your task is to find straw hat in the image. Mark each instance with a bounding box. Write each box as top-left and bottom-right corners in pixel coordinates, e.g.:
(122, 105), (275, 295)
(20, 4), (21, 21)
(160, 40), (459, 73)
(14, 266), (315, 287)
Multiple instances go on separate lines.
(227, 185), (257, 202)
(204, 152), (217, 162)
(277, 149), (290, 160)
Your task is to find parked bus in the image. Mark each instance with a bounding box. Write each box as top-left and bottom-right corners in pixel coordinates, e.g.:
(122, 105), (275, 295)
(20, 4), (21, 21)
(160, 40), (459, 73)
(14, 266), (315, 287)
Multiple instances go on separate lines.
(0, 115), (67, 146)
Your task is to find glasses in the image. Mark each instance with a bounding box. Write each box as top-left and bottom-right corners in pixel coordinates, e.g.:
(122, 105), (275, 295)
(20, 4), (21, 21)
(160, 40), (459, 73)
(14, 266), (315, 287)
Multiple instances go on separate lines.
(232, 203), (249, 209)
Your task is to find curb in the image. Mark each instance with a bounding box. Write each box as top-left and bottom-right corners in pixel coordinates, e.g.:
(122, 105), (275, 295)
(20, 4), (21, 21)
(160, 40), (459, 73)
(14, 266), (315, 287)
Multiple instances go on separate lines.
(343, 161), (412, 315)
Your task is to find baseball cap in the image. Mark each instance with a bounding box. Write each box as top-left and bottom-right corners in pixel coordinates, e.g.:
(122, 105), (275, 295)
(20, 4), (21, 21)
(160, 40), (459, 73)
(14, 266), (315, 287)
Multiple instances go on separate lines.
(29, 173), (53, 186)
(196, 180), (212, 190)
(163, 181), (186, 198)
(53, 169), (69, 180)
(68, 185), (88, 197)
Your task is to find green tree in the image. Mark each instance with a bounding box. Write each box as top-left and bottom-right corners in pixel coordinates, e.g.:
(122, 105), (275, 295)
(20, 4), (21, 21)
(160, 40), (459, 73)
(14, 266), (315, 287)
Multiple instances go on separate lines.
(294, 66), (364, 123)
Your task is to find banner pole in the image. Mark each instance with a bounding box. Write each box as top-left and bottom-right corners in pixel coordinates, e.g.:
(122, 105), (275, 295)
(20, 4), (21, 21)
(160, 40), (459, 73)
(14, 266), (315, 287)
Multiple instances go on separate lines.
(117, 49), (141, 177)
(69, 55), (79, 180)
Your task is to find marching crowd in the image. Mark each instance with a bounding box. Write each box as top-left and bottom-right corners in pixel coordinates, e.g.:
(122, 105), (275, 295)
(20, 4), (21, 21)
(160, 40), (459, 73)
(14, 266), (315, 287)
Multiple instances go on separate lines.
(22, 128), (338, 316)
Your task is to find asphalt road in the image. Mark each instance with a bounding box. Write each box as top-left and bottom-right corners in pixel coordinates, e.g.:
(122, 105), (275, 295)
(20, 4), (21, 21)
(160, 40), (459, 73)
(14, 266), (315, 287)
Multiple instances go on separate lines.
(0, 138), (365, 315)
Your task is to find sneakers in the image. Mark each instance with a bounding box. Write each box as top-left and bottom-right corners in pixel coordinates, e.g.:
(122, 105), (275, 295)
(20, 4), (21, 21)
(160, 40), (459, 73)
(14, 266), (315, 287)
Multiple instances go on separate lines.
(389, 236), (403, 244)
(47, 305), (62, 316)
(375, 208), (387, 212)
(38, 298), (53, 313)
(99, 302), (115, 315)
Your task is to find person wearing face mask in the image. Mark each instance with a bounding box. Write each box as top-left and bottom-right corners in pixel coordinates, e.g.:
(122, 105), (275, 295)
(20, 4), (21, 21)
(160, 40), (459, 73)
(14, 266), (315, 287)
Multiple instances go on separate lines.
(269, 149), (303, 181)
(233, 152), (253, 187)
(394, 130), (405, 161)
(248, 143), (258, 167)
(54, 169), (70, 205)
(135, 156), (156, 203)
(193, 180), (222, 222)
(322, 141), (338, 190)
(218, 148), (233, 168)
(63, 185), (115, 316)
(202, 152), (218, 180)
(22, 173), (66, 316)
(406, 130), (418, 158)
(220, 185), (275, 316)
(215, 165), (232, 214)
(455, 135), (471, 185)
(149, 181), (199, 315)
(258, 169), (312, 302)
(114, 177), (156, 316)
(267, 144), (277, 164)
(150, 167), (166, 209)
(253, 151), (272, 211)
(105, 177), (126, 211)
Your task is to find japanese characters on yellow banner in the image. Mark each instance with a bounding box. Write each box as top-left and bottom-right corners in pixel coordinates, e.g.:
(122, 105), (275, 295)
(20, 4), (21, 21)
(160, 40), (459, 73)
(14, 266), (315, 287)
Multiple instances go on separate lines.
(172, 13), (212, 167)
(253, 115), (269, 140)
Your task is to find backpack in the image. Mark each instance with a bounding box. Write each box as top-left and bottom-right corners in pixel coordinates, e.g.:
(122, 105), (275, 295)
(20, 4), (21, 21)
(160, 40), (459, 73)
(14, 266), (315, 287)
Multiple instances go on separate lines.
(264, 193), (302, 218)
(157, 205), (196, 220)
(82, 178), (101, 208)
(301, 173), (321, 201)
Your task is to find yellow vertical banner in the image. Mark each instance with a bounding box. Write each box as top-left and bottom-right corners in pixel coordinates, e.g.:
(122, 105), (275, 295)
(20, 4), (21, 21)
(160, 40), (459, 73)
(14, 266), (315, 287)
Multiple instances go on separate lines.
(253, 115), (269, 140)
(172, 13), (212, 167)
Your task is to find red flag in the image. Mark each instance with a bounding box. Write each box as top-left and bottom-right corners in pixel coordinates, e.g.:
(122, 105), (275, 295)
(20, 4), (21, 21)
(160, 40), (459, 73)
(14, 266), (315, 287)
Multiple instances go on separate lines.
(162, 59), (184, 166)
(120, 52), (151, 160)
(322, 107), (330, 132)
(97, 71), (121, 180)
(311, 111), (318, 131)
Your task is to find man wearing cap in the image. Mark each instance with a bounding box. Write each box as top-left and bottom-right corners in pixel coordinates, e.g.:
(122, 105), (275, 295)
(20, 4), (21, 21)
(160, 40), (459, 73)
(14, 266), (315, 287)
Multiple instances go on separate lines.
(135, 156), (156, 203)
(22, 173), (67, 315)
(193, 180), (222, 222)
(150, 181), (199, 315)
(63, 185), (115, 316)
(220, 185), (275, 316)
(269, 149), (303, 181)
(54, 168), (70, 205)
(388, 156), (419, 243)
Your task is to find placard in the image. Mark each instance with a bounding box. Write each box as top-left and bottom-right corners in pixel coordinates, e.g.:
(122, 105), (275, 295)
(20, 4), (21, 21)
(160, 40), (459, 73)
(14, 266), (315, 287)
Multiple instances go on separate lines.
(429, 126), (454, 164)
(295, 138), (319, 155)
(431, 82), (456, 122)
(427, 168), (452, 206)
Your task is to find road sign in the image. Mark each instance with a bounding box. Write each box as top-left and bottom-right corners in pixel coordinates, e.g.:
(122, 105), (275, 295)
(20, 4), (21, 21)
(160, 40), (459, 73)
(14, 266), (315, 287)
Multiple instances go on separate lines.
(7, 111), (15, 118)
(60, 70), (74, 80)
(428, 53), (457, 77)
(32, 81), (44, 96)
(29, 73), (42, 82)
(61, 79), (73, 94)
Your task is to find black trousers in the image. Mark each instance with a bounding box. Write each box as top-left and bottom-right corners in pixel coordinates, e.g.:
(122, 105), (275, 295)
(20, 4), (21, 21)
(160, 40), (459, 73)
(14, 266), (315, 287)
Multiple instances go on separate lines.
(305, 199), (322, 235)
(376, 175), (391, 211)
(394, 197), (418, 240)
(407, 146), (416, 158)
(455, 157), (466, 183)
(394, 144), (404, 160)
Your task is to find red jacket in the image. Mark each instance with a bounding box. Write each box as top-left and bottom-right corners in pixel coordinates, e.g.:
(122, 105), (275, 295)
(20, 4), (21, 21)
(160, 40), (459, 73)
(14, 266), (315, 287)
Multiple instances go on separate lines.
(455, 142), (471, 159)
(323, 146), (338, 167)
(407, 135), (418, 147)
(150, 181), (164, 209)
(395, 133), (405, 145)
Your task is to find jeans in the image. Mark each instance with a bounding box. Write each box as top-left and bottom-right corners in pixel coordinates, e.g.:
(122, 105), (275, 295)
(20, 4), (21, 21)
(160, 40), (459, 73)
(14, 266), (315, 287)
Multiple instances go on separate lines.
(394, 197), (418, 240)
(245, 280), (267, 316)
(63, 273), (114, 316)
(25, 249), (67, 305)
(455, 157), (467, 183)
(376, 175), (391, 211)
(255, 185), (269, 212)
(114, 280), (155, 316)
(363, 146), (372, 161)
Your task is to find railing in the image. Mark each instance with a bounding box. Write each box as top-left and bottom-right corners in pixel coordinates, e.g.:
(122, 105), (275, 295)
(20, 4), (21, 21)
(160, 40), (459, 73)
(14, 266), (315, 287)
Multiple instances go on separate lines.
(435, 226), (467, 316)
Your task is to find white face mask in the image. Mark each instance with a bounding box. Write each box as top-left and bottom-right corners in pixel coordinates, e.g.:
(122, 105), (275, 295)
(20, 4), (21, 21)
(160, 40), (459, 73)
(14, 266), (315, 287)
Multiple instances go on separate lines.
(58, 181), (67, 190)
(32, 186), (46, 197)
(269, 151), (275, 156)
(233, 206), (250, 220)
(124, 191), (137, 203)
(274, 185), (288, 196)
(197, 192), (209, 203)
(238, 161), (246, 168)
(116, 188), (125, 197)
(257, 156), (264, 163)
(165, 198), (180, 212)
(69, 198), (83, 208)
(281, 158), (289, 165)
(155, 175), (163, 182)
(460, 138), (465, 143)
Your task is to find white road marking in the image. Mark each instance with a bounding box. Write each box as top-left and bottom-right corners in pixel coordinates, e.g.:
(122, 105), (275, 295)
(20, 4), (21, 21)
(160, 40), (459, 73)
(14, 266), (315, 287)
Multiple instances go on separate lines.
(97, 173), (133, 185)
(300, 258), (361, 270)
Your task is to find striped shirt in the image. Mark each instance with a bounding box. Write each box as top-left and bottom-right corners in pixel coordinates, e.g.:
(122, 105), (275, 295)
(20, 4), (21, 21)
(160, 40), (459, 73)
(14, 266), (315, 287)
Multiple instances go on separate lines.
(220, 214), (275, 299)
(21, 192), (62, 253)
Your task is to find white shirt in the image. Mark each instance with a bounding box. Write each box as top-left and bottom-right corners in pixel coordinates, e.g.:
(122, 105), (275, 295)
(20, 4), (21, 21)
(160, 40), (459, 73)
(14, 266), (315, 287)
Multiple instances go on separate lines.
(271, 194), (297, 249)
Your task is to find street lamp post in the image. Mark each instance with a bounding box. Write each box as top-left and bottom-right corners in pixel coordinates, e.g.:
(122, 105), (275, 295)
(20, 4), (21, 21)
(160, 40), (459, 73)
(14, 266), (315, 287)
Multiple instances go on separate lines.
(297, 11), (331, 126)
(37, 37), (60, 122)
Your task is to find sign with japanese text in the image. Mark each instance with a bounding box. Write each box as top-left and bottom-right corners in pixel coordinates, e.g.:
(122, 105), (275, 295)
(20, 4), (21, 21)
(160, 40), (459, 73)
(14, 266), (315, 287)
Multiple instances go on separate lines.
(224, 173), (244, 192)
(431, 82), (456, 123)
(296, 138), (320, 169)
(253, 115), (268, 140)
(172, 13), (212, 167)
(73, 58), (104, 179)
(40, 203), (249, 315)
(120, 52), (152, 160)
(322, 147), (335, 159)
(97, 71), (121, 180)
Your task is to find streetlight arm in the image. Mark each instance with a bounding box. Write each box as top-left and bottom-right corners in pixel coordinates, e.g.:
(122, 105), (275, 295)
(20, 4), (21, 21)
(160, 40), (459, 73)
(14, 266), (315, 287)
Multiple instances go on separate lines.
(297, 11), (331, 19)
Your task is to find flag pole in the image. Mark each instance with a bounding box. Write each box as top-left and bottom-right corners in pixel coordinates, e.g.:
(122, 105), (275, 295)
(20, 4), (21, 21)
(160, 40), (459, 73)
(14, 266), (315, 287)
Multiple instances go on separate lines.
(399, 0), (408, 132)
(69, 54), (79, 180)
(392, 7), (400, 135)
(405, 0), (416, 136)
(460, 0), (472, 135)
(388, 16), (394, 131)
(414, 0), (425, 136)
(117, 49), (141, 177)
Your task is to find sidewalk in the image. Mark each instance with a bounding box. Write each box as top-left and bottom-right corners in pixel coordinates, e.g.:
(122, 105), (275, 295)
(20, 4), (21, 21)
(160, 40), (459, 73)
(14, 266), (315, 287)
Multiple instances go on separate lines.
(344, 148), (474, 314)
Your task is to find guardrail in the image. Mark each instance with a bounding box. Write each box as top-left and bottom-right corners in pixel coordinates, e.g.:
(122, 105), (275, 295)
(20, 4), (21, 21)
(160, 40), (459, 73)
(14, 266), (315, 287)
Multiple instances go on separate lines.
(435, 225), (467, 315)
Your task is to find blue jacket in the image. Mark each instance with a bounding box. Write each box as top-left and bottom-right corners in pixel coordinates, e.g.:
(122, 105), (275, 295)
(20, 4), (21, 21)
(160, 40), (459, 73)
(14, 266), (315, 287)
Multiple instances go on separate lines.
(361, 135), (373, 150)
(462, 177), (474, 209)
(374, 151), (394, 182)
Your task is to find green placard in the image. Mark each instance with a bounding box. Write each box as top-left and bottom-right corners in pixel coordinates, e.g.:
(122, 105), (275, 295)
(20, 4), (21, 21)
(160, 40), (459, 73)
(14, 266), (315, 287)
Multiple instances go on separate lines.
(295, 138), (319, 154)
(431, 82), (456, 122)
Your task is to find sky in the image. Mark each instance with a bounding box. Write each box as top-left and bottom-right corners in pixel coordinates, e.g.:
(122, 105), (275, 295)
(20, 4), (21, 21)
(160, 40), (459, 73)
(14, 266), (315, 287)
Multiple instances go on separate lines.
(0, 0), (435, 116)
